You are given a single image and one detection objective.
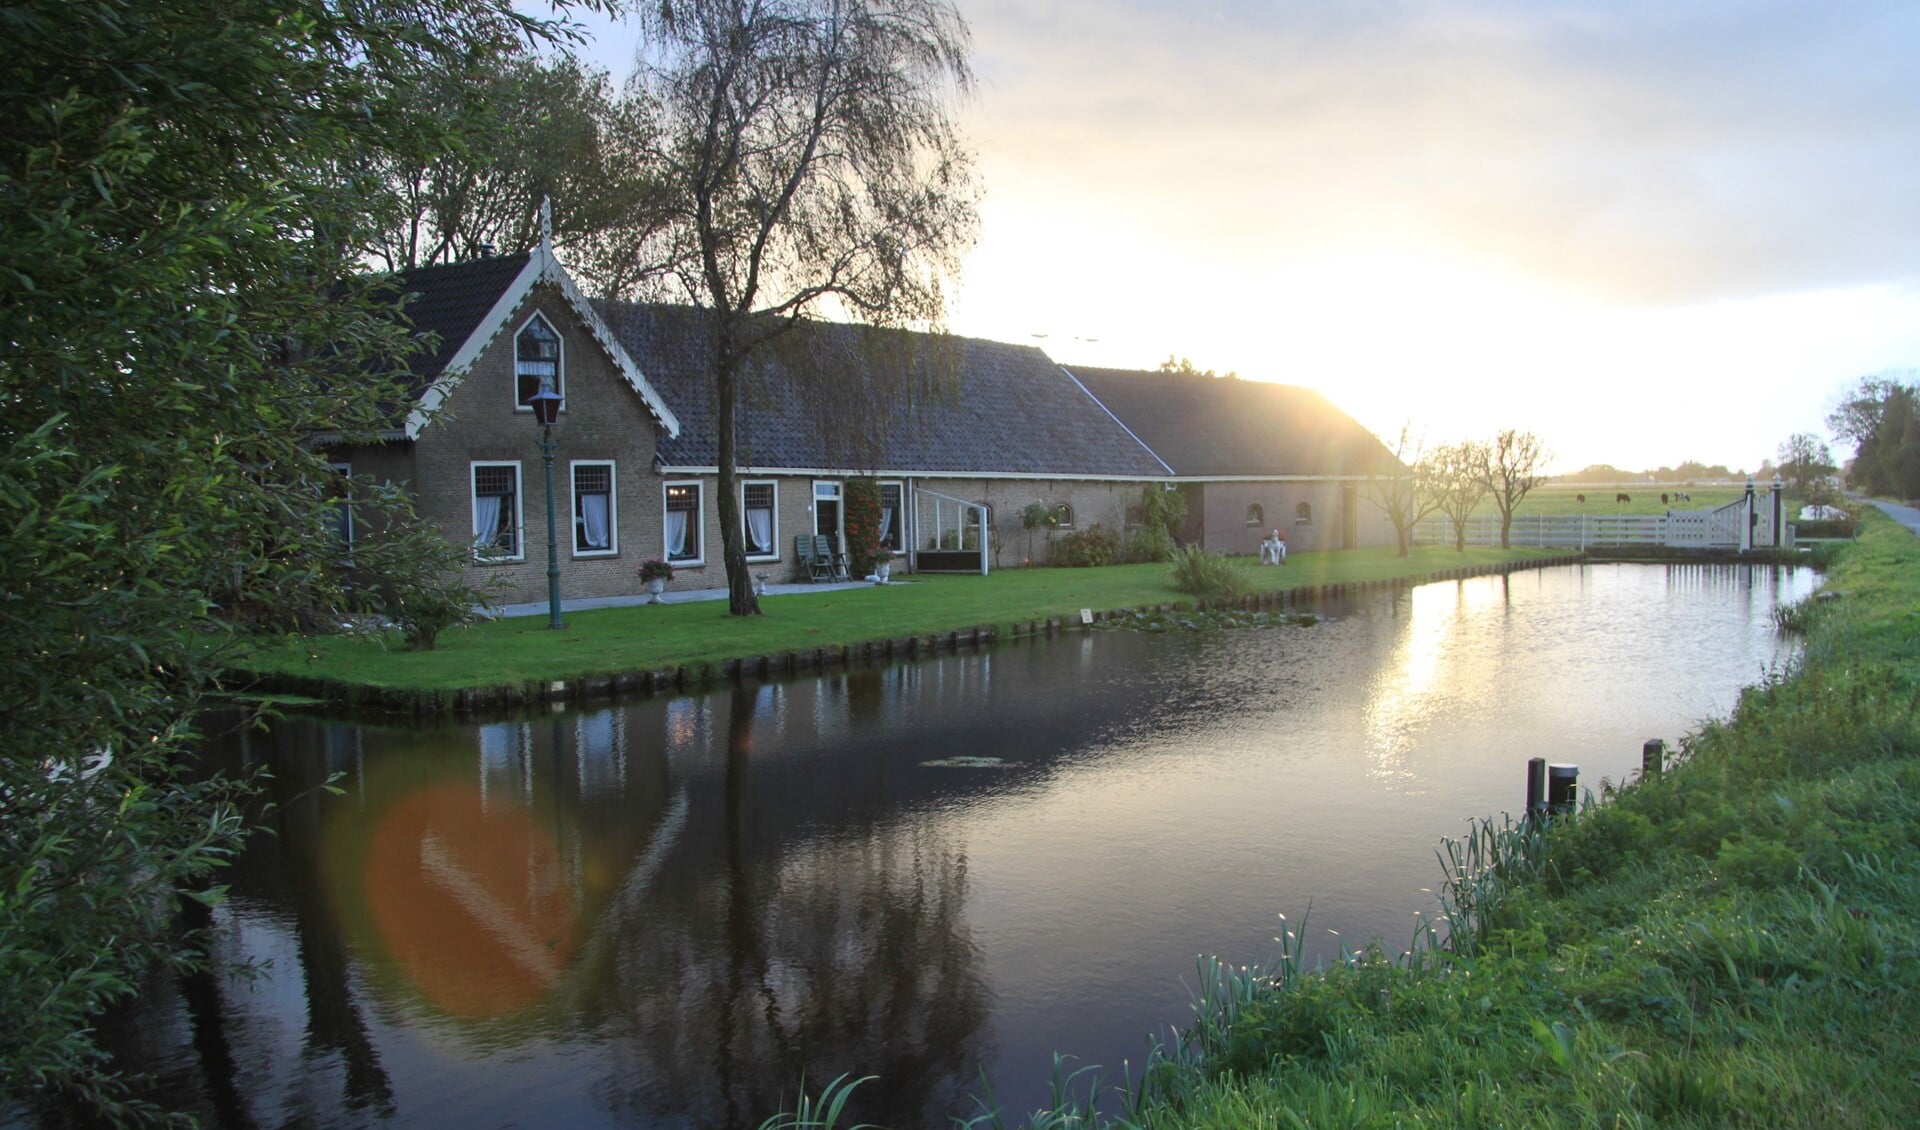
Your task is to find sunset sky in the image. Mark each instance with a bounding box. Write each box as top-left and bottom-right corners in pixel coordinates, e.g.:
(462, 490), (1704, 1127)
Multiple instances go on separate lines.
(562, 0), (1920, 474)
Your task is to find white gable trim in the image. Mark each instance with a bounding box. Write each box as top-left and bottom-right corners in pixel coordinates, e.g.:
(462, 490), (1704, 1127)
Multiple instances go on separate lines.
(403, 225), (681, 440)
(542, 250), (681, 437)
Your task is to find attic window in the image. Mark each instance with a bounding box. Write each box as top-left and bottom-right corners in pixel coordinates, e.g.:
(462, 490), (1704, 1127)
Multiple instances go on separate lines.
(516, 314), (562, 410)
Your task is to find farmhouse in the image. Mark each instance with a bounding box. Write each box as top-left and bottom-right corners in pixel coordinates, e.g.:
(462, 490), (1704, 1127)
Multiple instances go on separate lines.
(327, 235), (1400, 603)
(1063, 366), (1403, 556)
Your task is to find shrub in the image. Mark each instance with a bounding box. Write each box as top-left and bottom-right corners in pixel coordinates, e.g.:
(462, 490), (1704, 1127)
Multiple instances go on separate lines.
(1795, 517), (1855, 540)
(1055, 523), (1119, 567)
(1168, 544), (1244, 605)
(1123, 522), (1175, 564)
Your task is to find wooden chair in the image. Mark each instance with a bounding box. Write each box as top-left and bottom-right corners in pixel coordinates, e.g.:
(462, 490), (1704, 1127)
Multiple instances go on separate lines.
(815, 535), (851, 582)
(795, 535), (832, 582)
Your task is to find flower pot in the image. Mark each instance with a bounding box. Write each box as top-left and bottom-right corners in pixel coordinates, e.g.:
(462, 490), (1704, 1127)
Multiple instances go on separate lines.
(875, 562), (891, 584)
(646, 578), (666, 603)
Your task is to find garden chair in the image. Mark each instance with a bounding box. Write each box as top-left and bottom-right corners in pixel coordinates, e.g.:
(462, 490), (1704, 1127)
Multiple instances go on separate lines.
(814, 535), (852, 582)
(796, 535), (832, 582)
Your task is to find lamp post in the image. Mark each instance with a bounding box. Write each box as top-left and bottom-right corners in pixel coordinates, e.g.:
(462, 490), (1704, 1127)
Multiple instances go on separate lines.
(529, 381), (565, 630)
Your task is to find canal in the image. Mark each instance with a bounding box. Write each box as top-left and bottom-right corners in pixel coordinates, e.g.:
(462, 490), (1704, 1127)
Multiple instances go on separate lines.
(93, 562), (1815, 1127)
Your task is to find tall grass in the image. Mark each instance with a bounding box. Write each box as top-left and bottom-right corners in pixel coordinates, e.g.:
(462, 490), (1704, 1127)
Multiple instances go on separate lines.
(1165, 546), (1243, 607)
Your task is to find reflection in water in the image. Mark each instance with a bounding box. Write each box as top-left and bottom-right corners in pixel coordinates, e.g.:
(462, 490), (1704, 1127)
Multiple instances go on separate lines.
(88, 564), (1815, 1128)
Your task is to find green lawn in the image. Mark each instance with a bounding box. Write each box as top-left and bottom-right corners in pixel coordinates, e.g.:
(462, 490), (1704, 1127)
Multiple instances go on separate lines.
(232, 545), (1562, 693)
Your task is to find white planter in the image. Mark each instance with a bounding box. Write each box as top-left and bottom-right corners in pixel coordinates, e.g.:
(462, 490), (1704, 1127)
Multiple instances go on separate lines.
(875, 562), (891, 583)
(646, 578), (666, 603)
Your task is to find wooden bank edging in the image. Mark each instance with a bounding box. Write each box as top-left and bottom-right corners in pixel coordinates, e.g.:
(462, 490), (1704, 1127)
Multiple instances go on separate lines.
(245, 554), (1586, 717)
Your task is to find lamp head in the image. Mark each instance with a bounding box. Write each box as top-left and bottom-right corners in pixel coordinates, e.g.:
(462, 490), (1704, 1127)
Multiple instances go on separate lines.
(529, 381), (562, 427)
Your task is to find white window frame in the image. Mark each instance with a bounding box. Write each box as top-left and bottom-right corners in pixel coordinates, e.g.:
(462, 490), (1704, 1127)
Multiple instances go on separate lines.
(663, 479), (705, 566)
(878, 480), (905, 552)
(742, 479), (780, 562)
(812, 480), (843, 545)
(471, 461), (525, 563)
(328, 461), (354, 548)
(1295, 501), (1314, 526)
(570, 459), (618, 558)
(514, 312), (565, 414)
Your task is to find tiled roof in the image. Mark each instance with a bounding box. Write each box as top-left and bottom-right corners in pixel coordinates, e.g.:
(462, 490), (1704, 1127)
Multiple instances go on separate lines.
(593, 302), (1173, 478)
(377, 252), (534, 397)
(1063, 366), (1403, 478)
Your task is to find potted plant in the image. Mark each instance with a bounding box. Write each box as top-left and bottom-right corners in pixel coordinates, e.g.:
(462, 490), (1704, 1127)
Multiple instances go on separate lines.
(871, 544), (895, 583)
(639, 558), (674, 602)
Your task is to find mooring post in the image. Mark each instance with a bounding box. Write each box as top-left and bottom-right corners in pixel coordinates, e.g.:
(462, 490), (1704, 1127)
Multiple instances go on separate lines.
(1526, 757), (1547, 822)
(1547, 763), (1579, 816)
(1641, 738), (1665, 777)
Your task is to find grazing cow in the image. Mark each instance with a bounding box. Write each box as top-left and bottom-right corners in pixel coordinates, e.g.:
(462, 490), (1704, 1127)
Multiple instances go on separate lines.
(1674, 491), (1690, 502)
(1615, 492), (1631, 504)
(1661, 492), (1669, 505)
(1575, 493), (1586, 504)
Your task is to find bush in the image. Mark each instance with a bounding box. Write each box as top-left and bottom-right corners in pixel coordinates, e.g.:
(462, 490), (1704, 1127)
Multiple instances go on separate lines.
(1168, 544), (1244, 606)
(1795, 518), (1855, 539)
(1055, 523), (1119, 567)
(1123, 522), (1175, 564)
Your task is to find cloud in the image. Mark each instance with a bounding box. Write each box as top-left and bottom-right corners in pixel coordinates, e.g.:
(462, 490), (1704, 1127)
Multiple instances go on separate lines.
(961, 0), (1920, 305)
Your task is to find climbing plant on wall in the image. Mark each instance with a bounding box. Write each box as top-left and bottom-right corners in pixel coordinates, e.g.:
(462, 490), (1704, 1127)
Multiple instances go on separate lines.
(845, 478), (883, 576)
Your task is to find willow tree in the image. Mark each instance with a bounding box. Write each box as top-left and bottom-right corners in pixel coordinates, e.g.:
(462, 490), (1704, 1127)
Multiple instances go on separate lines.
(627, 0), (979, 615)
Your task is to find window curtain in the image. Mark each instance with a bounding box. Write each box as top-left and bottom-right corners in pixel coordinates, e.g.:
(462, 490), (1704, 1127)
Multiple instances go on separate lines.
(666, 509), (689, 557)
(880, 506), (894, 547)
(580, 493), (610, 549)
(474, 495), (502, 550)
(746, 507), (772, 553)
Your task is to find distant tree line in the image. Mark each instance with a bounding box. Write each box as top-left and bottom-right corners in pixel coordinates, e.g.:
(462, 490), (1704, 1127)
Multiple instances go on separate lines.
(1553, 460), (1746, 485)
(1829, 371), (1920, 500)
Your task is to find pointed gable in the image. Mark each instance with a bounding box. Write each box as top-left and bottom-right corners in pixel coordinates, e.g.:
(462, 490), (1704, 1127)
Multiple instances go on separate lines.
(377, 252), (679, 439)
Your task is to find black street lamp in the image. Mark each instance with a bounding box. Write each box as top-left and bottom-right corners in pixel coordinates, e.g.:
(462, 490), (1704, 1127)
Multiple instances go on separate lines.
(529, 381), (565, 630)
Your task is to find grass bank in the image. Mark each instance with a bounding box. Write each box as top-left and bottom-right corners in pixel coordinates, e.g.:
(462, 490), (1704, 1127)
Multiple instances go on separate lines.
(230, 546), (1562, 702)
(1013, 510), (1914, 1129)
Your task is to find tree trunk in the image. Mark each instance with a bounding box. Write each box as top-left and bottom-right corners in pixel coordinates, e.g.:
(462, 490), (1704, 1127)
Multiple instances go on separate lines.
(714, 350), (762, 616)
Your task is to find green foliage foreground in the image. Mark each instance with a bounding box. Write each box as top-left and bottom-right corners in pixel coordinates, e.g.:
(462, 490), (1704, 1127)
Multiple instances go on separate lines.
(0, 0), (576, 1113)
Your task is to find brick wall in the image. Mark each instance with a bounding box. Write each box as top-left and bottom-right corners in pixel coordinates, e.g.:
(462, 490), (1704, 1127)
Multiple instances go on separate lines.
(410, 284), (666, 604)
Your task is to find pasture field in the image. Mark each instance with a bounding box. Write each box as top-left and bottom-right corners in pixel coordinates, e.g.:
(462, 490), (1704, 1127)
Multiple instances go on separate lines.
(1494, 483), (1750, 517)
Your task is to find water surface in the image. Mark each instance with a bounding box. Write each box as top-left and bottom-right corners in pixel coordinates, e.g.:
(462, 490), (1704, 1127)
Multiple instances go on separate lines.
(99, 563), (1814, 1127)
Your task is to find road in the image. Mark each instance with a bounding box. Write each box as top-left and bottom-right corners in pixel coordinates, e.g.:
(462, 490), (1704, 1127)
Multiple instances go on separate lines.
(1858, 497), (1920, 538)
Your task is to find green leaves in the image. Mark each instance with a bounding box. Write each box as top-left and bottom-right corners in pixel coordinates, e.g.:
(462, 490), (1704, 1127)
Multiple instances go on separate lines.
(1, 0), (579, 1111)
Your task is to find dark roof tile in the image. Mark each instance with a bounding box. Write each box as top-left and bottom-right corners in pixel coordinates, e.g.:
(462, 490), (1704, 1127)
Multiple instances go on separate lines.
(594, 303), (1172, 478)
(1064, 366), (1402, 478)
(375, 252), (533, 397)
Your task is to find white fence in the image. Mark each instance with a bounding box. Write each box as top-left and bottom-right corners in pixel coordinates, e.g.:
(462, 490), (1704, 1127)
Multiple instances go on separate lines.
(1414, 489), (1792, 551)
